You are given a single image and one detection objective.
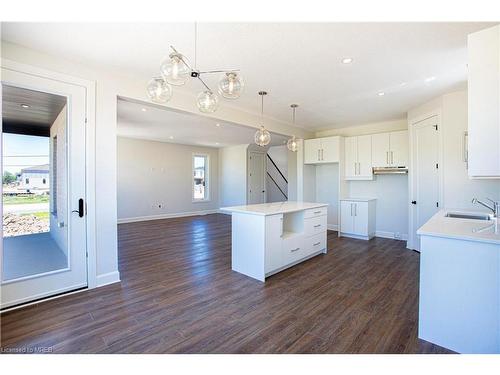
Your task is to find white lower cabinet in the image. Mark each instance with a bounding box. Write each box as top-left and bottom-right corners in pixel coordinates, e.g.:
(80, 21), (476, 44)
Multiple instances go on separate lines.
(264, 207), (328, 276)
(340, 198), (376, 240)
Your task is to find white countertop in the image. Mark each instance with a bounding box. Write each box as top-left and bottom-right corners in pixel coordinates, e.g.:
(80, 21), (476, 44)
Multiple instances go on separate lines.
(220, 201), (328, 216)
(417, 209), (500, 245)
(339, 197), (377, 202)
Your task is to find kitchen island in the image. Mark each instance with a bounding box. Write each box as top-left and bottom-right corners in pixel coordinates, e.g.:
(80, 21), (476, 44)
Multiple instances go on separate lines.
(220, 201), (328, 282)
(417, 209), (500, 353)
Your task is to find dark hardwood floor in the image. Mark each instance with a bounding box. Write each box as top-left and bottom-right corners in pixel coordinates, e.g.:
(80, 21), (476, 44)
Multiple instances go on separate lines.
(0, 213), (453, 354)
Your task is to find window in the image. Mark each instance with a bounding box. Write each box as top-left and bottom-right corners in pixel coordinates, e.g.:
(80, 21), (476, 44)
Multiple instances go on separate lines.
(52, 136), (57, 215)
(42, 178), (46, 184)
(193, 154), (209, 201)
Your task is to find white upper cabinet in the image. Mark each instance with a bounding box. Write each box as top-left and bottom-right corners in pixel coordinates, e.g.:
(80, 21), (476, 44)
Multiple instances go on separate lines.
(304, 136), (340, 164)
(468, 25), (500, 178)
(344, 135), (373, 180)
(372, 131), (409, 167)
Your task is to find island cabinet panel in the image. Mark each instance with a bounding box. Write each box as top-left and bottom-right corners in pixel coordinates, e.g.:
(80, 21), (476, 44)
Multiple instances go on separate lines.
(265, 214), (284, 273)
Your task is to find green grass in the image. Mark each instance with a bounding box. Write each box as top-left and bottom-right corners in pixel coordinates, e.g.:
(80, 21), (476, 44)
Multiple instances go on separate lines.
(2, 195), (49, 205)
(20, 211), (50, 220)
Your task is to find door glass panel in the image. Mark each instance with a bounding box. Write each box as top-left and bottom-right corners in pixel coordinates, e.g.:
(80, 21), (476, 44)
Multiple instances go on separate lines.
(2, 85), (69, 282)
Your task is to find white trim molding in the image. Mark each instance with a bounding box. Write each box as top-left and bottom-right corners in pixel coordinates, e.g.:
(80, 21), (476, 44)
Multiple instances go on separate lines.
(117, 209), (220, 224)
(96, 271), (121, 287)
(327, 224), (339, 231)
(375, 231), (408, 241)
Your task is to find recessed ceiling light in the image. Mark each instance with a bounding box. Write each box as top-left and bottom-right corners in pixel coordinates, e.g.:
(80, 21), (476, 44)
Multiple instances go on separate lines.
(215, 142), (220, 145)
(141, 108), (147, 112)
(341, 57), (353, 64)
(400, 82), (407, 86)
(378, 92), (385, 96)
(215, 123), (221, 127)
(20, 104), (30, 109)
(425, 76), (436, 83)
(169, 136), (174, 140)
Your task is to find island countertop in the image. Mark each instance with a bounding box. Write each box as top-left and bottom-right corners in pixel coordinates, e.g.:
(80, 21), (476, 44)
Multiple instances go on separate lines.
(220, 201), (328, 216)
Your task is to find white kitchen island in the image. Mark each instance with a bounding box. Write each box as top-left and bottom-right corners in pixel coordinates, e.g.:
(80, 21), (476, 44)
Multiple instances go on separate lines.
(220, 201), (328, 282)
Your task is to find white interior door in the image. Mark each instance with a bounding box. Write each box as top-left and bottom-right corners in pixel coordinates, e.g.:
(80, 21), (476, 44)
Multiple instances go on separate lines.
(1, 68), (87, 309)
(412, 116), (440, 251)
(248, 152), (265, 204)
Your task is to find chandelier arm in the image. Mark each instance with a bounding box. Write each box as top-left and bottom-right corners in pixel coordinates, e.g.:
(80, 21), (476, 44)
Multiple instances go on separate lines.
(198, 69), (241, 74)
(197, 75), (213, 92)
(169, 45), (194, 71)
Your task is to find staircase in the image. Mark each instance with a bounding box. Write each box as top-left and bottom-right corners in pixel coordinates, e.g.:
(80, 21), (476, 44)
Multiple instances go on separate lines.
(266, 154), (288, 202)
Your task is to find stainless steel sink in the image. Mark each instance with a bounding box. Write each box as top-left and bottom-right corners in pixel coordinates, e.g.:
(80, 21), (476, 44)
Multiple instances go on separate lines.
(445, 212), (492, 221)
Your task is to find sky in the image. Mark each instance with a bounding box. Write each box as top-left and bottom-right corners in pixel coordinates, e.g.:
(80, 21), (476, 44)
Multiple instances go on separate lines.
(2, 133), (49, 175)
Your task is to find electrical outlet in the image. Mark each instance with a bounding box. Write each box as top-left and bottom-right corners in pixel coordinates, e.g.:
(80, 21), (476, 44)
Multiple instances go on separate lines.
(394, 232), (402, 240)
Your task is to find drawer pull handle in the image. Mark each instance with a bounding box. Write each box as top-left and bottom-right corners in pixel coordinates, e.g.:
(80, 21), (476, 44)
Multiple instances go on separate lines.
(314, 224), (321, 228)
(314, 211), (322, 214)
(291, 247), (300, 252)
(313, 242), (321, 246)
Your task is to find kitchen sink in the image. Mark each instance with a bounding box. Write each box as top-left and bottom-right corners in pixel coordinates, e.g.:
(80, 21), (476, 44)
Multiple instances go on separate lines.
(445, 212), (493, 221)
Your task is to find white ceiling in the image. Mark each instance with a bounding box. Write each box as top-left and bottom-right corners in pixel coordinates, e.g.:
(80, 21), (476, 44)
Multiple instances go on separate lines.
(117, 98), (289, 148)
(2, 22), (497, 130)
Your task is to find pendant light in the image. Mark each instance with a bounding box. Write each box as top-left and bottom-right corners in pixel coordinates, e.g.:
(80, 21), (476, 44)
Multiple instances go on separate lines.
(254, 91), (271, 147)
(197, 90), (219, 113)
(286, 104), (300, 152)
(160, 52), (190, 86)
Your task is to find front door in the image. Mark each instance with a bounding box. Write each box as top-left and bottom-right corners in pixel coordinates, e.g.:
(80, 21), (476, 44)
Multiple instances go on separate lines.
(1, 67), (87, 309)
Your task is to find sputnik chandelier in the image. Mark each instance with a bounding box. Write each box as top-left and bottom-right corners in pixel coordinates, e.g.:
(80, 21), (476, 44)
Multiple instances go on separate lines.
(147, 23), (244, 113)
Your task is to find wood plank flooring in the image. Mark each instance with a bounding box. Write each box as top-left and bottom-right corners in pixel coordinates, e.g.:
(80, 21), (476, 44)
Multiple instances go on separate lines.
(0, 213), (453, 354)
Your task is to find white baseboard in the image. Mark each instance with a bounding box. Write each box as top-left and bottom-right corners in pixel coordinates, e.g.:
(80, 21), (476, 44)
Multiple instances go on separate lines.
(96, 271), (120, 287)
(117, 209), (220, 224)
(327, 224), (339, 231)
(375, 230), (408, 241)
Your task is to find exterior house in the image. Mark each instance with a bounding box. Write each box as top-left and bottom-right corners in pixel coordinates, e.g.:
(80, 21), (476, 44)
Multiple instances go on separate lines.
(19, 164), (50, 193)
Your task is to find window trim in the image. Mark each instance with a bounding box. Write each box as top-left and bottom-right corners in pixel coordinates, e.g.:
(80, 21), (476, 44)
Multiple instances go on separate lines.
(192, 153), (210, 203)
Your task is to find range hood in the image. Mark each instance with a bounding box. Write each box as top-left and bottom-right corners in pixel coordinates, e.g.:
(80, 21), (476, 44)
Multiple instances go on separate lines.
(373, 166), (408, 175)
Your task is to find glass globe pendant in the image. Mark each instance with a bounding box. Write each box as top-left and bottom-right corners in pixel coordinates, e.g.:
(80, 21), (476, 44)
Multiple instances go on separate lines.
(160, 52), (190, 86)
(146, 77), (172, 103)
(196, 90), (219, 113)
(218, 72), (244, 99)
(287, 104), (300, 152)
(254, 91), (271, 147)
(287, 136), (299, 152)
(255, 125), (271, 147)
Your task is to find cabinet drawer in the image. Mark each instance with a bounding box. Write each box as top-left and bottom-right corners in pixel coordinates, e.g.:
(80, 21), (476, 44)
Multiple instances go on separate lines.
(304, 206), (327, 219)
(305, 215), (327, 237)
(305, 233), (327, 256)
(283, 236), (305, 264)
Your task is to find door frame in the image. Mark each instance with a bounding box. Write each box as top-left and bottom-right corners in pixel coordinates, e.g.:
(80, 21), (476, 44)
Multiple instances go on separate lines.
(1, 58), (98, 290)
(407, 109), (444, 251)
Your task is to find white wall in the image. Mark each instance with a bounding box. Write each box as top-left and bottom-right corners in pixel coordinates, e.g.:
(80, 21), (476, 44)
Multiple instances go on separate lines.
(316, 164), (340, 229)
(117, 137), (219, 222)
(219, 144), (248, 207)
(266, 145), (288, 203)
(315, 119), (407, 138)
(267, 145), (288, 177)
(408, 90), (500, 212)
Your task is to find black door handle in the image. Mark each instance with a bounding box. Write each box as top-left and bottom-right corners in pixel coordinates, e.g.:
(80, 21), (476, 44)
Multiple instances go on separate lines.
(411, 201), (417, 205)
(72, 198), (84, 217)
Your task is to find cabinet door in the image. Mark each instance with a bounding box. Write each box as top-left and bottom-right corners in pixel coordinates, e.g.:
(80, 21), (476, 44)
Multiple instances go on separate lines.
(352, 202), (368, 236)
(344, 137), (357, 178)
(265, 215), (283, 273)
(320, 136), (339, 163)
(340, 201), (354, 234)
(304, 138), (321, 164)
(371, 133), (390, 167)
(468, 26), (500, 177)
(357, 135), (373, 178)
(389, 130), (409, 167)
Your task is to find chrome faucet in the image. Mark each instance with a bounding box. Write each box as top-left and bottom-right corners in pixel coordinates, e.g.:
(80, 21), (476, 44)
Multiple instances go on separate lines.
(472, 198), (500, 218)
